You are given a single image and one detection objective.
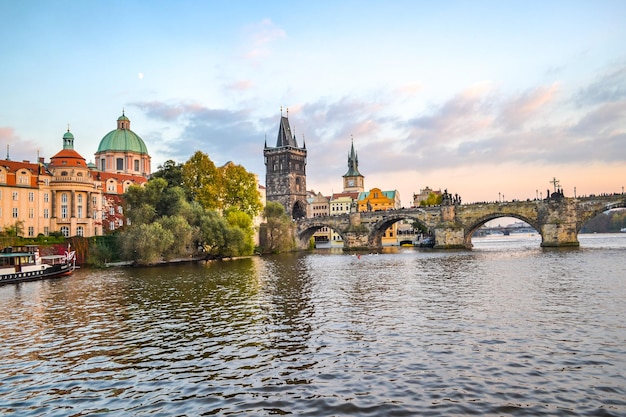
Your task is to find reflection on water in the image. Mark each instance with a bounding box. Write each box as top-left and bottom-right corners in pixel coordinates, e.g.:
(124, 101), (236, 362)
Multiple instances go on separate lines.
(0, 234), (625, 416)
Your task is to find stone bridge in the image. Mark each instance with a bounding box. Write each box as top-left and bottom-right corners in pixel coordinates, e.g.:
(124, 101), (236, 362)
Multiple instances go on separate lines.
(295, 194), (626, 250)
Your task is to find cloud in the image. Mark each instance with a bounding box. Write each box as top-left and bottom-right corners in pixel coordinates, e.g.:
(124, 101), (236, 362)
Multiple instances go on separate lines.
(242, 18), (286, 61)
(576, 63), (626, 106)
(0, 127), (42, 162)
(496, 84), (558, 129)
(134, 62), (626, 198)
(225, 80), (255, 92)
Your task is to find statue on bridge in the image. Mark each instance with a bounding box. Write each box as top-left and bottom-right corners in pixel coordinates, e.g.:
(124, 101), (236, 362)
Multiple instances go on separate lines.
(441, 189), (461, 206)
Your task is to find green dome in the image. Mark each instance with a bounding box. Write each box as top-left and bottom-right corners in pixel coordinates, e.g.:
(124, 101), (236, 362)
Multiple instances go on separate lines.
(63, 131), (74, 140)
(97, 128), (148, 154)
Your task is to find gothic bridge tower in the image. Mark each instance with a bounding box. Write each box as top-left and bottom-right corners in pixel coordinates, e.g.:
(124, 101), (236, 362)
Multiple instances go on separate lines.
(264, 111), (307, 218)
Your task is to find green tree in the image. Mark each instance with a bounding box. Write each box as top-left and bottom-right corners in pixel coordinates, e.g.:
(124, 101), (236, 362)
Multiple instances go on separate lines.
(197, 210), (230, 256)
(119, 223), (175, 265)
(182, 151), (221, 211)
(225, 209), (255, 256)
(263, 201), (295, 253)
(220, 161), (263, 218)
(152, 159), (184, 188)
(420, 192), (443, 207)
(157, 215), (196, 259)
(124, 178), (189, 224)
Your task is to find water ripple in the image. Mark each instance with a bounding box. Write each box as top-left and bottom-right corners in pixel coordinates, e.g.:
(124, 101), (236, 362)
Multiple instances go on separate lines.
(1, 238), (626, 416)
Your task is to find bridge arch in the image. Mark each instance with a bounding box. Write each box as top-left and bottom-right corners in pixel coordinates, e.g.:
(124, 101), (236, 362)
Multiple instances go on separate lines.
(577, 199), (626, 233)
(464, 213), (540, 247)
(297, 222), (348, 248)
(368, 211), (432, 248)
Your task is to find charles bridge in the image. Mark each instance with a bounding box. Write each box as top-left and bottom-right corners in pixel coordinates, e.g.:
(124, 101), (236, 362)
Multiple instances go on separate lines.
(295, 194), (626, 250)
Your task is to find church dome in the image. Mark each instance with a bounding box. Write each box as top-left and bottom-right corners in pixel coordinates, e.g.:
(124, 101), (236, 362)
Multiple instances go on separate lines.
(97, 112), (148, 154)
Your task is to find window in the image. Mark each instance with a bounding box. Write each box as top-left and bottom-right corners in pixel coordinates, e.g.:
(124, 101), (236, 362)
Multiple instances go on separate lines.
(77, 194), (83, 204)
(44, 227), (49, 236)
(93, 211), (98, 220)
(76, 226), (84, 237)
(116, 158), (124, 170)
(77, 206), (83, 218)
(100, 158), (106, 171)
(61, 171), (68, 176)
(13, 208), (19, 218)
(109, 221), (115, 231)
(18, 174), (28, 184)
(92, 196), (98, 207)
(61, 193), (68, 203)
(12, 191), (18, 200)
(29, 208), (34, 219)
(109, 207), (115, 215)
(44, 193), (49, 203)
(60, 226), (69, 237)
(134, 159), (139, 171)
(29, 192), (34, 202)
(61, 205), (68, 218)
(117, 206), (123, 214)
(44, 209), (49, 219)
(44, 178), (49, 186)
(28, 227), (34, 237)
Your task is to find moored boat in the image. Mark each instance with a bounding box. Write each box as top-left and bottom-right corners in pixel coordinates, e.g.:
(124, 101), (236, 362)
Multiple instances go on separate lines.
(0, 245), (76, 285)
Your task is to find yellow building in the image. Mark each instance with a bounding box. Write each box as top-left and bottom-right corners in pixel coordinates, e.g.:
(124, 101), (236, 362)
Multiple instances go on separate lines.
(358, 187), (401, 245)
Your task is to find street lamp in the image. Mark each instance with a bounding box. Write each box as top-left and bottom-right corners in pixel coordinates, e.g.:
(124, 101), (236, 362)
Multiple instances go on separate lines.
(536, 189), (538, 200)
(498, 192), (501, 203)
(574, 187), (577, 198)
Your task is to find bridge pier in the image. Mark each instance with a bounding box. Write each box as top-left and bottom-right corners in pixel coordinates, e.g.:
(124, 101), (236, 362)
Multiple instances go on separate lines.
(539, 222), (579, 247)
(433, 225), (467, 249)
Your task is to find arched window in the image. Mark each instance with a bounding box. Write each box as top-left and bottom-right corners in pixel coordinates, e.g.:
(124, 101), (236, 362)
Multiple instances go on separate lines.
(76, 226), (84, 237)
(60, 226), (70, 237)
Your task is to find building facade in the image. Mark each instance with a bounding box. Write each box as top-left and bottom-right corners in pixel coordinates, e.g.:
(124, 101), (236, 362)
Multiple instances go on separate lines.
(0, 112), (149, 238)
(263, 113), (308, 218)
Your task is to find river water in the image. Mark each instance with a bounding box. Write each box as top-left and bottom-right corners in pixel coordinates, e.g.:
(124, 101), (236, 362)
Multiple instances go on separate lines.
(1, 234), (625, 416)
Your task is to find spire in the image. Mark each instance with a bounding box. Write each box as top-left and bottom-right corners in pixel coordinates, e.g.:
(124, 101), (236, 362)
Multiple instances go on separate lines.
(343, 135), (362, 177)
(275, 113), (298, 147)
(6, 144), (9, 161)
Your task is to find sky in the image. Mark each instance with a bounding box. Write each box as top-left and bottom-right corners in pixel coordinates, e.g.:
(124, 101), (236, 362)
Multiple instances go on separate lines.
(1, 0), (625, 206)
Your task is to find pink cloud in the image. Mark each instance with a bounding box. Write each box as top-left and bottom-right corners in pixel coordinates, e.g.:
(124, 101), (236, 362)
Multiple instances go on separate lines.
(497, 84), (559, 129)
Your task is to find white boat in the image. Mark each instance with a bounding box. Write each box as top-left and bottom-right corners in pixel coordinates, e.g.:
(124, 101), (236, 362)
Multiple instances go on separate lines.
(621, 228), (626, 233)
(0, 245), (76, 285)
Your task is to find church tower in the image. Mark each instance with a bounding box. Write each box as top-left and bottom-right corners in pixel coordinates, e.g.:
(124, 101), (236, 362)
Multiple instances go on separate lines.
(264, 110), (308, 218)
(342, 137), (364, 193)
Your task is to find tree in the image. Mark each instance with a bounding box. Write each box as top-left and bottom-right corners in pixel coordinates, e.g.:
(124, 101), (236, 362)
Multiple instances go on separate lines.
(119, 223), (175, 265)
(420, 192), (443, 207)
(152, 159), (184, 188)
(157, 215), (196, 259)
(220, 161), (263, 218)
(225, 209), (255, 256)
(196, 210), (230, 256)
(263, 202), (295, 253)
(124, 178), (189, 224)
(182, 151), (221, 211)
